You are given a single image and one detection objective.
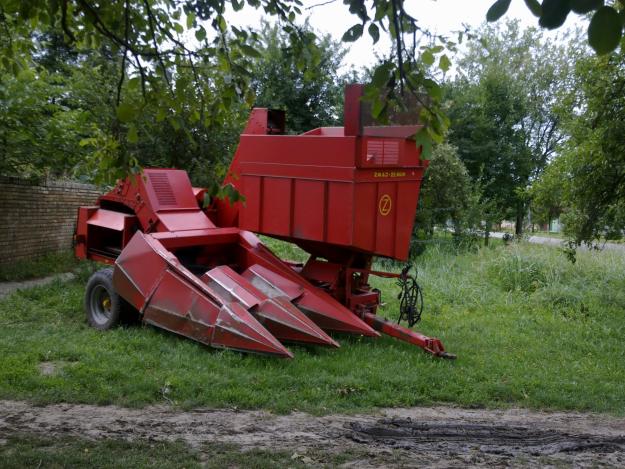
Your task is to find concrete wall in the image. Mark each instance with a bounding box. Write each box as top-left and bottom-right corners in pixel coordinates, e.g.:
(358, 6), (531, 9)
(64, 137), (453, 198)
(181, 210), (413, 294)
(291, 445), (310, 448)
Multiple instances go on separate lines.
(0, 176), (101, 266)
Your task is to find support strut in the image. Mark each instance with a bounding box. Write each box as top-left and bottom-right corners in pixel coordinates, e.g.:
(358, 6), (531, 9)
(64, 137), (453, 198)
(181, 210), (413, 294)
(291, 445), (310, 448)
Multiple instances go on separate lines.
(362, 312), (456, 359)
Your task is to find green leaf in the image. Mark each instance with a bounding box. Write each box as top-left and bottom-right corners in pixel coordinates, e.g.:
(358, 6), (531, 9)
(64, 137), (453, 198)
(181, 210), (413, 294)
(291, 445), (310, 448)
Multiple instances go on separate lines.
(186, 12), (196, 29)
(368, 23), (380, 43)
(219, 16), (227, 33)
(438, 54), (451, 72)
(79, 138), (96, 147)
(342, 24), (363, 42)
(240, 44), (262, 58)
(116, 102), (137, 123)
(486, 0), (512, 22)
(421, 50), (435, 66)
(127, 76), (141, 90)
(414, 130), (432, 159)
(374, 3), (387, 21)
(156, 108), (167, 122)
(524, 0), (542, 17)
(371, 97), (386, 119)
(168, 116), (181, 131)
(423, 78), (442, 100)
(570, 0), (603, 14)
(232, 0), (245, 12)
(539, 0), (571, 29)
(127, 125), (138, 144)
(173, 22), (184, 34)
(195, 27), (206, 42)
(371, 62), (393, 88)
(588, 6), (623, 55)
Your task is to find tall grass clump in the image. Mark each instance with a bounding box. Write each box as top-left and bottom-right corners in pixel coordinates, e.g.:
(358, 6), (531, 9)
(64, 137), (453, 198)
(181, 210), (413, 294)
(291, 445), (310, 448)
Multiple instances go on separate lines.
(487, 247), (562, 293)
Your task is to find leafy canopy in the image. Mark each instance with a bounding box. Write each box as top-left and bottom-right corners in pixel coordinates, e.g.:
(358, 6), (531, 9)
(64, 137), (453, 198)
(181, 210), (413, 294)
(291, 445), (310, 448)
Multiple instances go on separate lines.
(489, 0), (625, 55)
(532, 43), (625, 245)
(446, 21), (579, 235)
(0, 0), (458, 173)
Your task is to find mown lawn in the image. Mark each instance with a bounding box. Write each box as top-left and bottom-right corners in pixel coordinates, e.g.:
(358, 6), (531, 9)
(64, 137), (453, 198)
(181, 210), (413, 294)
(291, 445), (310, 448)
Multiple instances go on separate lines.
(0, 240), (624, 415)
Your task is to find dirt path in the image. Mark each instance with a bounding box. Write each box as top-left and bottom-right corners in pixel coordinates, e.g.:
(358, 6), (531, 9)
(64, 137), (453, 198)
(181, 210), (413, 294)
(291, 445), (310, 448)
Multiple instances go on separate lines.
(0, 273), (75, 299)
(1, 401), (623, 467)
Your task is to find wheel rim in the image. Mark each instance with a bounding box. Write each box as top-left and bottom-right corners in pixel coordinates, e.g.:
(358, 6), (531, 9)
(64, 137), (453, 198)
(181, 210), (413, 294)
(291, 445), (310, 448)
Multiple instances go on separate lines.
(90, 285), (113, 325)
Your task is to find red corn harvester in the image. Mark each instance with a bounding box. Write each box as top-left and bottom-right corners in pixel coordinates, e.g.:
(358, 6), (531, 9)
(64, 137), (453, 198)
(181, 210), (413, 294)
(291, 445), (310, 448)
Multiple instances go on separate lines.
(74, 84), (455, 359)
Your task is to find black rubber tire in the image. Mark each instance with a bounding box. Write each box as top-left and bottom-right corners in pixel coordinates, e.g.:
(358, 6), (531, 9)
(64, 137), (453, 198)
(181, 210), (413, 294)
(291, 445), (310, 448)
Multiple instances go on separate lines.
(84, 268), (123, 330)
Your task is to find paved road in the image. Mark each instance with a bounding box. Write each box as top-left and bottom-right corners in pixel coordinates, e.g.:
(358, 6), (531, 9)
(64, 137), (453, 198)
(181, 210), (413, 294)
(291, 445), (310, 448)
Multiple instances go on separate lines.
(490, 232), (625, 251)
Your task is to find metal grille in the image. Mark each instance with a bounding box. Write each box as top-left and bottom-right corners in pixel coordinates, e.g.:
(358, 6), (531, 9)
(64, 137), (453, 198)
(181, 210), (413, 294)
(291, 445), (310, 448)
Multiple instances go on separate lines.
(148, 172), (177, 206)
(382, 141), (399, 164)
(366, 140), (400, 165)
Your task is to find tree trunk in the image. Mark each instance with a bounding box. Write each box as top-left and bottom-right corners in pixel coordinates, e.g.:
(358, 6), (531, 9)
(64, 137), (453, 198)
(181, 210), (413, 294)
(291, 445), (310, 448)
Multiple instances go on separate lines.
(515, 203), (524, 236)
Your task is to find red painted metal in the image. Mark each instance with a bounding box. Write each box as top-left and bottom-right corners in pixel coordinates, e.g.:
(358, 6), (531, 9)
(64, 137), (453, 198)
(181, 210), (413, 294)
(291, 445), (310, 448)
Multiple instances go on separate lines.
(74, 84), (452, 359)
(114, 232), (293, 357)
(201, 265), (339, 347)
(362, 312), (451, 358)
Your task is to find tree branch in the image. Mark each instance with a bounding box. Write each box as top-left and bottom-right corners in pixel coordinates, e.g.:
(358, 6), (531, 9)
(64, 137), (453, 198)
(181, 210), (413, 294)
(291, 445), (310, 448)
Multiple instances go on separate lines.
(61, 0), (76, 43)
(306, 0), (337, 10)
(116, 0), (130, 106)
(142, 0), (173, 95)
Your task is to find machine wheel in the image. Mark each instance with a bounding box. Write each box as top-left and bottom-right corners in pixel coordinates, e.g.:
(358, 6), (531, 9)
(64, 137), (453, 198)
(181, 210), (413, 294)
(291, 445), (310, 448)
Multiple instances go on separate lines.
(85, 268), (123, 330)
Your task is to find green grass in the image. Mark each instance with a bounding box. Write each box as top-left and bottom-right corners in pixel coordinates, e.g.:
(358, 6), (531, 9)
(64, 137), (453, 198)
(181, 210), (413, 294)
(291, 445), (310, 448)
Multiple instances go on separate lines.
(0, 250), (79, 282)
(0, 241), (624, 415)
(0, 434), (201, 469)
(0, 434), (376, 468)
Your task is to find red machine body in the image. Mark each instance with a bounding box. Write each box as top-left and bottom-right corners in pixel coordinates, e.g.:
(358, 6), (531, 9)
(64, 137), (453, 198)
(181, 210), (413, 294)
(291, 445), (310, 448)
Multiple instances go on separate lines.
(74, 84), (452, 359)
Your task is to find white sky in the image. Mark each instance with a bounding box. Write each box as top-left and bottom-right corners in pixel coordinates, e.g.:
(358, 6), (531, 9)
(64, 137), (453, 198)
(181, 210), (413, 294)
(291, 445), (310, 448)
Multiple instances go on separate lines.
(221, 0), (585, 70)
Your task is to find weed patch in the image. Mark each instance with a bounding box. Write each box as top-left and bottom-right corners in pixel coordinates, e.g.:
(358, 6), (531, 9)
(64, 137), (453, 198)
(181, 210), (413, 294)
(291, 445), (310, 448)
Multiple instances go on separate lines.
(487, 250), (552, 292)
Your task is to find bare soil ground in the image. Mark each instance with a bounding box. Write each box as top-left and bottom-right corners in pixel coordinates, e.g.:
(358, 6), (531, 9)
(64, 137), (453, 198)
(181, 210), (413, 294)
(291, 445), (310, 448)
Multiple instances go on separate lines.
(1, 401), (623, 467)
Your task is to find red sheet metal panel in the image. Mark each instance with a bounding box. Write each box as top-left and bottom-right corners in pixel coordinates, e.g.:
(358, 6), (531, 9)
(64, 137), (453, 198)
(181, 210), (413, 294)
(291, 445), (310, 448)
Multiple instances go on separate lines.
(374, 181), (397, 256)
(143, 169), (199, 212)
(242, 264), (304, 301)
(114, 232), (294, 357)
(238, 170), (424, 260)
(260, 177), (291, 236)
(327, 182), (353, 246)
(201, 265), (261, 309)
(86, 209), (135, 231)
(353, 182), (376, 252)
(240, 176), (261, 231)
(237, 135), (358, 167)
(293, 179), (325, 241)
(232, 122), (426, 259)
(156, 210), (214, 232)
(113, 233), (169, 311)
